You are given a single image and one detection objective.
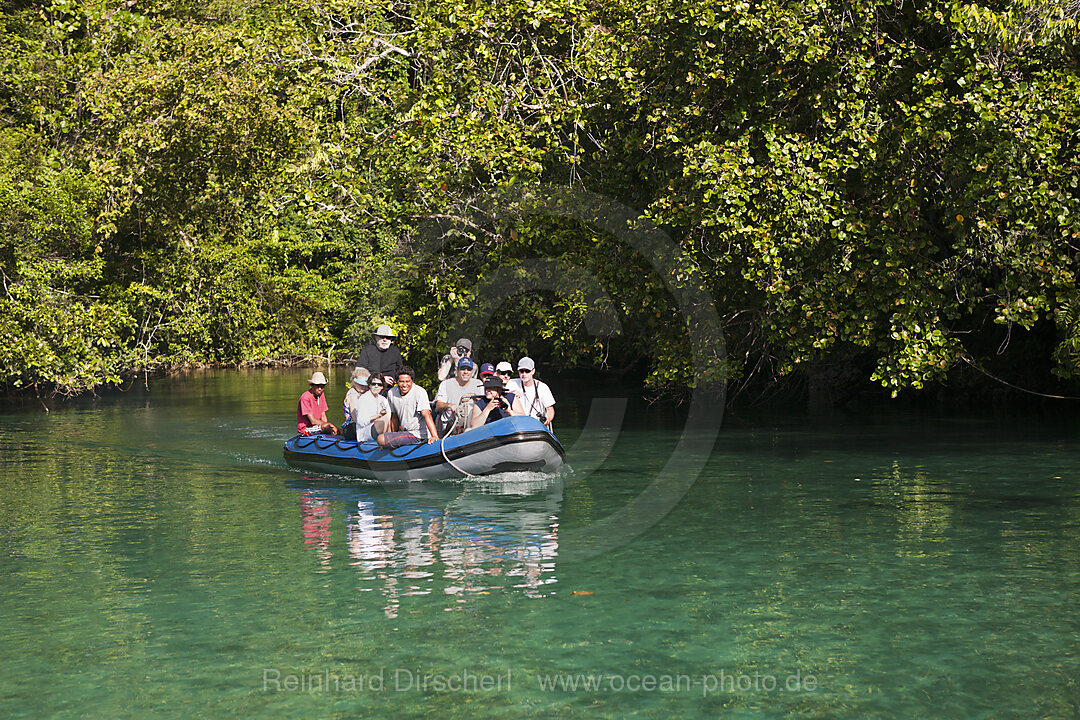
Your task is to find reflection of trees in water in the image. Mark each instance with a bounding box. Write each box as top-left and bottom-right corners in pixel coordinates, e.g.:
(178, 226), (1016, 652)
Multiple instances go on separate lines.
(296, 477), (564, 616)
(869, 461), (955, 558)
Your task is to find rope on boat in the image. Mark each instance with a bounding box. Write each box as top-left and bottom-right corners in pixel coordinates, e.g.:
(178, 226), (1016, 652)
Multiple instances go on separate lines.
(439, 399), (476, 478)
(295, 400), (478, 478)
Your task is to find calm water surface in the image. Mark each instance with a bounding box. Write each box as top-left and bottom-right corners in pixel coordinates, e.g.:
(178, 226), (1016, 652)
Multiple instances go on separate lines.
(1, 369), (1078, 718)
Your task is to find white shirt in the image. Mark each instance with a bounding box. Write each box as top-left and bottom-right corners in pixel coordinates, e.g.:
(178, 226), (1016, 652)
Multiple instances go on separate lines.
(507, 378), (555, 420)
(435, 376), (483, 425)
(435, 376), (483, 406)
(354, 392), (389, 440)
(388, 385), (433, 440)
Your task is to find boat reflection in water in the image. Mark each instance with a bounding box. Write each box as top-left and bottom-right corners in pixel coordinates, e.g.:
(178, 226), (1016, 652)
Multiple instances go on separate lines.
(292, 473), (564, 617)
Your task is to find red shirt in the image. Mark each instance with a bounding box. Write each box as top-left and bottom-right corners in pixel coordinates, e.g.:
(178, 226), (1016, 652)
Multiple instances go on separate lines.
(297, 390), (328, 432)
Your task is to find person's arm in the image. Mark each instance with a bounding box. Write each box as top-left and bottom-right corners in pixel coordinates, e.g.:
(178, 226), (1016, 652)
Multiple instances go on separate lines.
(539, 382), (555, 427)
(357, 347), (374, 374)
(387, 396), (400, 431)
(313, 410), (337, 434)
(433, 382), (454, 413)
(369, 396), (389, 424)
(420, 409), (438, 443)
(469, 402), (494, 430)
(507, 395), (527, 417)
(436, 354), (453, 382)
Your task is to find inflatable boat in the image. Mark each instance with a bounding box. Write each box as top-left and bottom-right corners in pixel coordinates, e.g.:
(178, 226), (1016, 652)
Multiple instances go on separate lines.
(283, 415), (565, 481)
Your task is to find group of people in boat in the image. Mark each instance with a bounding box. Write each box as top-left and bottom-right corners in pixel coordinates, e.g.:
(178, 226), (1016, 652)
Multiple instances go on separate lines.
(296, 324), (556, 448)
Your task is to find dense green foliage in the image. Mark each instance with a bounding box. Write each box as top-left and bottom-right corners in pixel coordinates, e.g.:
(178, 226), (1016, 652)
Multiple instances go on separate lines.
(1, 0), (1078, 399)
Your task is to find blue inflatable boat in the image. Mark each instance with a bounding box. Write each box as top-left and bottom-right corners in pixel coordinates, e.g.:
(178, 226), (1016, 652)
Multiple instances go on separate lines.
(283, 415), (565, 481)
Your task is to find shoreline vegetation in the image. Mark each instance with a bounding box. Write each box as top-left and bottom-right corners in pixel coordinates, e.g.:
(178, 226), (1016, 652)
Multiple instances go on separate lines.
(3, 0), (1080, 407)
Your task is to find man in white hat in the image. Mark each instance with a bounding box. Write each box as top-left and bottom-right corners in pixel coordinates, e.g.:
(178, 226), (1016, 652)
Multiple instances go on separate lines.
(494, 361), (514, 385)
(297, 371), (339, 436)
(356, 324), (404, 387)
(507, 357), (555, 428)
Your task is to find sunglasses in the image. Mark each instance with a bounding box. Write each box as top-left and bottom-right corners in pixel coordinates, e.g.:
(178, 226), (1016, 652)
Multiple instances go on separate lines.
(496, 371), (511, 376)
(368, 382), (383, 387)
(518, 368), (532, 374)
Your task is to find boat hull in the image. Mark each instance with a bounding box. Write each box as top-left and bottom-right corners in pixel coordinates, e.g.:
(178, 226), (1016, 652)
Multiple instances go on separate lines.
(283, 416), (565, 481)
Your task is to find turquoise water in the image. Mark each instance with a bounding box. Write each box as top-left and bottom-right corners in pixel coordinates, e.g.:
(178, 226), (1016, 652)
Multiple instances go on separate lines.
(2, 369), (1079, 718)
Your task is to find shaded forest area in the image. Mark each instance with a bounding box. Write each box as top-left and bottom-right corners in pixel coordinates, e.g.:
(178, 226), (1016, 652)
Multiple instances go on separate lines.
(2, 0), (1079, 405)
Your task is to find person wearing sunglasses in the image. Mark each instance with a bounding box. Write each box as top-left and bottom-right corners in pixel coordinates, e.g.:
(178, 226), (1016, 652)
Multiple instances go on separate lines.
(469, 375), (526, 429)
(494, 361), (514, 382)
(507, 357), (555, 429)
(353, 374), (391, 443)
(356, 324), (403, 387)
(437, 337), (473, 382)
(433, 357), (483, 436)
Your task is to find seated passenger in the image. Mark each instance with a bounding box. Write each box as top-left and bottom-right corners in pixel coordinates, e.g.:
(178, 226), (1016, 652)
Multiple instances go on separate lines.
(433, 357), (483, 437)
(353, 374), (391, 442)
(341, 367), (370, 440)
(508, 356), (556, 428)
(494, 361), (514, 385)
(378, 366), (439, 448)
(469, 375), (525, 429)
(297, 371), (339, 436)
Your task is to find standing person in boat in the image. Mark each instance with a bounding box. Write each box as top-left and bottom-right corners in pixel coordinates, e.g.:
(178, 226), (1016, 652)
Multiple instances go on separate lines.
(508, 356), (556, 429)
(341, 367), (371, 440)
(433, 357), (483, 437)
(469, 375), (525, 429)
(436, 337), (473, 382)
(378, 366), (439, 448)
(353, 374), (391, 442)
(357, 324), (404, 387)
(297, 371), (339, 436)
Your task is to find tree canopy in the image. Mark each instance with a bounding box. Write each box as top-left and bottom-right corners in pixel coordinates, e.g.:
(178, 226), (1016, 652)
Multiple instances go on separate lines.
(2, 0), (1078, 401)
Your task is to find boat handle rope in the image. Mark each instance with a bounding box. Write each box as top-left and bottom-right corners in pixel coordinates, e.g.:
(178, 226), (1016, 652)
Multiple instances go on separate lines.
(386, 442), (428, 458)
(296, 434), (361, 453)
(293, 435), (323, 450)
(294, 405), (476, 477)
(438, 400), (475, 478)
(320, 436), (357, 451)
